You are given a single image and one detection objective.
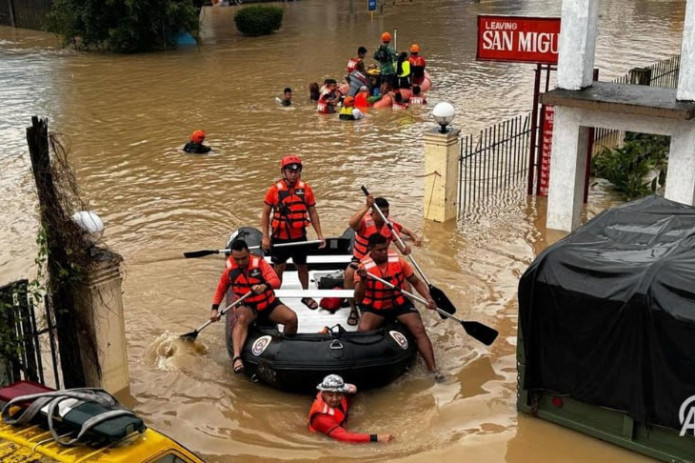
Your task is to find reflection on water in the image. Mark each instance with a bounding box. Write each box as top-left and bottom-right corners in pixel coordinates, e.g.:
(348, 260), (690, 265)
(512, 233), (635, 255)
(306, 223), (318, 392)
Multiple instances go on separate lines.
(0, 0), (686, 461)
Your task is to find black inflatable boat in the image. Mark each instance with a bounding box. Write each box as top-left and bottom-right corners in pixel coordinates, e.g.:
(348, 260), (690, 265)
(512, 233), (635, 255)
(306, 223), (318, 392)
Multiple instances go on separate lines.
(222, 227), (418, 394)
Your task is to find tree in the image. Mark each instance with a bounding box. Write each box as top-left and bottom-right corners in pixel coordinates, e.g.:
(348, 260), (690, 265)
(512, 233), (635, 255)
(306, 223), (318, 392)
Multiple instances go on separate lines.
(48, 0), (200, 53)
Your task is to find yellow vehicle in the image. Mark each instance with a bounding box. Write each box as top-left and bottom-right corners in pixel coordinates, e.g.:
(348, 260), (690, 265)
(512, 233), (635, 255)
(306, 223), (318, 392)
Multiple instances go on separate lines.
(0, 382), (204, 463)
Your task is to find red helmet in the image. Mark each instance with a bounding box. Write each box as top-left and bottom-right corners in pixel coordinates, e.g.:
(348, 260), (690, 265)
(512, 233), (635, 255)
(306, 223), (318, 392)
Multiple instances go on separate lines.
(281, 155), (303, 170)
(381, 32), (392, 42)
(191, 130), (206, 144)
(410, 43), (420, 53)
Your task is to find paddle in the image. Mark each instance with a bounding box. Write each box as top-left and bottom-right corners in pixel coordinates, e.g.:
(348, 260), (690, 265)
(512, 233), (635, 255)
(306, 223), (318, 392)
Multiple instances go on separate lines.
(180, 292), (253, 341)
(183, 240), (325, 258)
(365, 273), (498, 346)
(361, 186), (457, 319)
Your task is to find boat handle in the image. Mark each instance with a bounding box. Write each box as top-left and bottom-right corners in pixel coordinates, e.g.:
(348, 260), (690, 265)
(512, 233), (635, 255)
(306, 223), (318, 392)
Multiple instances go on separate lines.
(329, 340), (344, 350)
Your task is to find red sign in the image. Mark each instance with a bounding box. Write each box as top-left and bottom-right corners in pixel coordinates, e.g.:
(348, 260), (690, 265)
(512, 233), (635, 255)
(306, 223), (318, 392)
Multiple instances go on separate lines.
(537, 105), (554, 197)
(477, 16), (560, 64)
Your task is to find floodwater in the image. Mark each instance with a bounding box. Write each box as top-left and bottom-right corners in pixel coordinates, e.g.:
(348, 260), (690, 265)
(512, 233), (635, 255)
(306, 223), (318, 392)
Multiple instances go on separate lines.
(0, 0), (686, 461)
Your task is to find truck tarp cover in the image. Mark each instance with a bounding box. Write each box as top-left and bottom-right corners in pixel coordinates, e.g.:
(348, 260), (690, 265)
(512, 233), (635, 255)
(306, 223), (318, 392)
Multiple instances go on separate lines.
(519, 195), (695, 430)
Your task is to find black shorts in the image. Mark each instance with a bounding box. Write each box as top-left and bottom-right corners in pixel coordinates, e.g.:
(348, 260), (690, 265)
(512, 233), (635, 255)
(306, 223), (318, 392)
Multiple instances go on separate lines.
(271, 237), (308, 265)
(244, 299), (282, 321)
(359, 301), (418, 319)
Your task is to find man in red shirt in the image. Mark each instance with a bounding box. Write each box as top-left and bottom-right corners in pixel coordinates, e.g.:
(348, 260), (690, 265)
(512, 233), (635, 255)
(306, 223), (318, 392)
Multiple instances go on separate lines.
(347, 46), (367, 74)
(261, 155), (325, 310)
(354, 233), (443, 381)
(343, 194), (421, 325)
(209, 239), (298, 374)
(308, 374), (395, 443)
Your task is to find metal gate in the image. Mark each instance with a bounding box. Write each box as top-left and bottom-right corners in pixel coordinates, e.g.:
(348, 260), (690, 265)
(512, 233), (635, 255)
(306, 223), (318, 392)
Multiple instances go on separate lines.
(458, 113), (531, 216)
(0, 279), (60, 388)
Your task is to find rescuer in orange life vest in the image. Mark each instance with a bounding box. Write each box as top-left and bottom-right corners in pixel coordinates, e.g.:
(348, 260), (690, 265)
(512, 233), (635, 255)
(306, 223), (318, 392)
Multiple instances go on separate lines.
(343, 194), (422, 326)
(183, 129), (211, 154)
(308, 374), (395, 443)
(209, 239), (298, 374)
(355, 233), (443, 382)
(261, 155), (326, 310)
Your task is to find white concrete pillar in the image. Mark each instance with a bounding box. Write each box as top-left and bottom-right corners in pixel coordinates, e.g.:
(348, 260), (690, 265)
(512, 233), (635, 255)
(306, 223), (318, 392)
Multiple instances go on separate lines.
(77, 249), (130, 395)
(557, 0), (599, 90)
(677, 0), (695, 101)
(665, 128), (695, 205)
(423, 128), (461, 222)
(547, 107), (590, 231)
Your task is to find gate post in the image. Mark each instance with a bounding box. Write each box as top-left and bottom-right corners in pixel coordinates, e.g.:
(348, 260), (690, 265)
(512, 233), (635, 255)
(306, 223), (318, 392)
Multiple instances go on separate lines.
(75, 247), (130, 396)
(423, 127), (461, 222)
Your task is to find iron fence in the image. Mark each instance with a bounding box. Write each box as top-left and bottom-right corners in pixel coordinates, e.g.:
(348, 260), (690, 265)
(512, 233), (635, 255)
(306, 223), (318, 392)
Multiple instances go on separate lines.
(0, 279), (60, 388)
(593, 54), (680, 152)
(458, 113), (531, 216)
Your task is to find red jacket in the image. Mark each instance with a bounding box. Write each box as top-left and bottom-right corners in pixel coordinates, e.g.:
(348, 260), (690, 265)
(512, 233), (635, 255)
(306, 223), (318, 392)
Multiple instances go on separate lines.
(353, 214), (402, 260)
(264, 179), (316, 240)
(212, 255), (280, 310)
(308, 393), (372, 443)
(355, 253), (413, 310)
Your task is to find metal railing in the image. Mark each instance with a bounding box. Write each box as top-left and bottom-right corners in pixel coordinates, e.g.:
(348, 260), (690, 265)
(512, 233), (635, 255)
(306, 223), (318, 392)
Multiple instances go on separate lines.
(0, 280), (60, 388)
(594, 54), (680, 152)
(458, 113), (531, 216)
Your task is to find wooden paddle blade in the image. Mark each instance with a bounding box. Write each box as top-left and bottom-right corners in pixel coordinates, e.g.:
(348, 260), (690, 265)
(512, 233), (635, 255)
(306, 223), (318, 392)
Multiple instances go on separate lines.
(461, 321), (498, 346)
(429, 285), (457, 319)
(183, 249), (219, 258)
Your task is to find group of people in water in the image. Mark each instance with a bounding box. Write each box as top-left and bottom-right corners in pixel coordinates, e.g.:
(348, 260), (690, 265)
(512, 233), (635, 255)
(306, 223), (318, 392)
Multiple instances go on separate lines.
(308, 32), (430, 120)
(205, 154), (442, 443)
(182, 34), (429, 153)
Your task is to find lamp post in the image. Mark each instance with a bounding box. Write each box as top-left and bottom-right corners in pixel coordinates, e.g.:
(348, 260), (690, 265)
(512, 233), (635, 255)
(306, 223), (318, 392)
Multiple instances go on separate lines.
(432, 102), (455, 134)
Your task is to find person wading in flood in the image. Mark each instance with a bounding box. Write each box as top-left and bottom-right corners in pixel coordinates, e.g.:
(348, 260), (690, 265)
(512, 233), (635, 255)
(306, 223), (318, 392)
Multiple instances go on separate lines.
(354, 233), (443, 381)
(209, 239), (298, 374)
(183, 129), (211, 154)
(261, 155), (326, 310)
(344, 195), (421, 326)
(308, 374), (395, 443)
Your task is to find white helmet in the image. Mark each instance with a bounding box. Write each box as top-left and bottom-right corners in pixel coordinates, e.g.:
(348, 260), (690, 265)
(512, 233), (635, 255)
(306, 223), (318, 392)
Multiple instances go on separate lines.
(316, 374), (350, 393)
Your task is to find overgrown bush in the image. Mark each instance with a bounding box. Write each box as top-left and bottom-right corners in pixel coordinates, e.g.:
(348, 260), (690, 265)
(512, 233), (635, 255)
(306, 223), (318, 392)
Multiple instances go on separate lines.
(591, 133), (669, 199)
(234, 6), (283, 37)
(48, 0), (200, 53)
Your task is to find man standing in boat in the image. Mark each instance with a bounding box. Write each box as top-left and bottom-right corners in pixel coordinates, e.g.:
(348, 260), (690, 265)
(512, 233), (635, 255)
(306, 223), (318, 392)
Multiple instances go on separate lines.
(209, 239), (298, 374)
(261, 155), (326, 310)
(354, 233), (443, 382)
(308, 374), (395, 443)
(343, 194), (421, 326)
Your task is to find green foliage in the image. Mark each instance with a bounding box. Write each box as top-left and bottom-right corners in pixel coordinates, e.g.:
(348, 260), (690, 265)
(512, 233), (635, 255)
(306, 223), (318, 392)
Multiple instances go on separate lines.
(591, 133), (669, 200)
(234, 5), (283, 37)
(47, 0), (200, 53)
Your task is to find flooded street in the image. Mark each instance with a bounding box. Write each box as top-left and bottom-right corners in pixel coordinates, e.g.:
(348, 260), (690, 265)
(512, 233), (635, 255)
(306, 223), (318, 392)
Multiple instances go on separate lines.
(0, 0), (686, 461)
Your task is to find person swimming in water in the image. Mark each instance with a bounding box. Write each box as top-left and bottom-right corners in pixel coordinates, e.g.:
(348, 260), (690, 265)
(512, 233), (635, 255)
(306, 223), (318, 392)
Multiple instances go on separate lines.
(183, 129), (211, 154)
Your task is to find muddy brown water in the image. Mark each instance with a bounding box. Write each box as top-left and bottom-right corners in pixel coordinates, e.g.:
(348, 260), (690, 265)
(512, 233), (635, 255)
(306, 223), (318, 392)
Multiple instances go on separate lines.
(0, 0), (686, 461)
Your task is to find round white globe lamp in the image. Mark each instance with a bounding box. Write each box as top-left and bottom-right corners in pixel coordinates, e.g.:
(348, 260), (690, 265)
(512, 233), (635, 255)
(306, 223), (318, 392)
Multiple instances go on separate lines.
(432, 102), (456, 134)
(72, 211), (104, 243)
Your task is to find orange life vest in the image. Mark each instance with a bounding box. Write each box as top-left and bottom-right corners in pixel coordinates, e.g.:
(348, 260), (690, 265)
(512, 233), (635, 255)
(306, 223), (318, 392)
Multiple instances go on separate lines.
(307, 392), (348, 432)
(271, 180), (310, 239)
(347, 57), (362, 73)
(360, 253), (407, 310)
(353, 215), (396, 260)
(228, 255), (276, 310)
